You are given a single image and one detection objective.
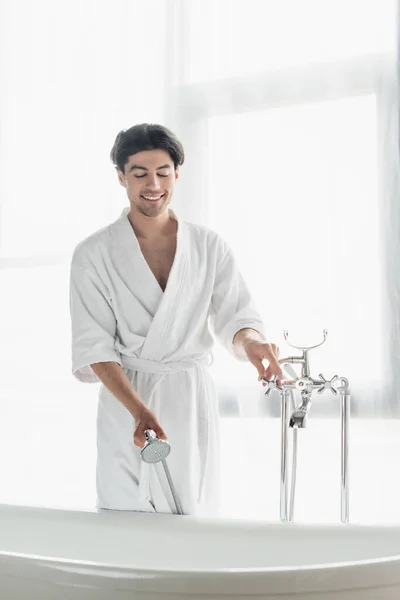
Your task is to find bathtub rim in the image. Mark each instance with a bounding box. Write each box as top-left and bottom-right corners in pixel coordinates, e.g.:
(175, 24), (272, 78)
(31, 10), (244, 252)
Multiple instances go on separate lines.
(2, 502), (400, 575)
(2, 544), (400, 575)
(2, 550), (400, 597)
(2, 503), (400, 596)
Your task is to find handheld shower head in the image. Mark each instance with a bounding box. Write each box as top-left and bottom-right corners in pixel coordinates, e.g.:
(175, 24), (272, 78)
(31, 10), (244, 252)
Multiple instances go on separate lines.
(140, 430), (183, 515)
(141, 430), (171, 464)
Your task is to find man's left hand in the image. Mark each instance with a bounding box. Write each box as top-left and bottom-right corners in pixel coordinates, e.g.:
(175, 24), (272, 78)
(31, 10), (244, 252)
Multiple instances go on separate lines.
(243, 340), (283, 385)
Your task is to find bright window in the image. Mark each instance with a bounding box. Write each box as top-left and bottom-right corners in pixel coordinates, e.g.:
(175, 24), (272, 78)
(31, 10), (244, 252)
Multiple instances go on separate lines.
(208, 95), (382, 405)
(184, 0), (396, 84)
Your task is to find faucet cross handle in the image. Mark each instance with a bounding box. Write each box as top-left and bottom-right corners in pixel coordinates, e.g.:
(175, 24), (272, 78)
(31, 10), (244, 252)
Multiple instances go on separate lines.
(283, 329), (328, 352)
(262, 375), (281, 397)
(317, 374), (339, 395)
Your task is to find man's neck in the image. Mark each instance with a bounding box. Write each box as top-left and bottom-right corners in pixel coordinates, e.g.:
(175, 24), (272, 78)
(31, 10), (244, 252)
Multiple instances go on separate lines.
(127, 207), (176, 241)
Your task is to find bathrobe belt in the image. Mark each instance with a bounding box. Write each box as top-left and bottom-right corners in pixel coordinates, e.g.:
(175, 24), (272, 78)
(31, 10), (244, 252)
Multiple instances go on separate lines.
(120, 354), (212, 373)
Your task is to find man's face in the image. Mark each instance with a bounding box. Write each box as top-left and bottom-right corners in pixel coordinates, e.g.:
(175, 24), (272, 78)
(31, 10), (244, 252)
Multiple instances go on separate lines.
(118, 149), (179, 218)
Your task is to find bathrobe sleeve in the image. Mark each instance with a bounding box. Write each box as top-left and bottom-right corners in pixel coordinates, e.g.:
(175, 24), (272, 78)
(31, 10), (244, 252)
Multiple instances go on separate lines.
(70, 255), (121, 383)
(210, 240), (266, 360)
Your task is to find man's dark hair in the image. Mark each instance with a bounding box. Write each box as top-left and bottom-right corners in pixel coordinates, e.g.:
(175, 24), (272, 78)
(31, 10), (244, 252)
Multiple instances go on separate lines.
(110, 123), (185, 173)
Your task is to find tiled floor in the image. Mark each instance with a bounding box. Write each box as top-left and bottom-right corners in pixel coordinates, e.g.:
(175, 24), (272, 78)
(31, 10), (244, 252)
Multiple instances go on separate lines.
(1, 383), (399, 525)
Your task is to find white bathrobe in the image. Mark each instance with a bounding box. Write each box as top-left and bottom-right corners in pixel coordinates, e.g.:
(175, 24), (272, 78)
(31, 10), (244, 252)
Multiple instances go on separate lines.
(70, 207), (265, 515)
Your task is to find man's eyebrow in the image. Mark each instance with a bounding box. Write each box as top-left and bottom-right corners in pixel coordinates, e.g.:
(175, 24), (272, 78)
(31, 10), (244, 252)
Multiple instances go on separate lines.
(129, 164), (172, 172)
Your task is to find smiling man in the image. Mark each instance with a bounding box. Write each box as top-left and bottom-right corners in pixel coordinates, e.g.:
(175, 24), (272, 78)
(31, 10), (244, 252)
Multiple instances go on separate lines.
(69, 123), (282, 516)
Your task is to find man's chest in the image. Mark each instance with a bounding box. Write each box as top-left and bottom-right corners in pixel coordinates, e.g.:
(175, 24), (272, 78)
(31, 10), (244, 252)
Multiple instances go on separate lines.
(139, 239), (177, 292)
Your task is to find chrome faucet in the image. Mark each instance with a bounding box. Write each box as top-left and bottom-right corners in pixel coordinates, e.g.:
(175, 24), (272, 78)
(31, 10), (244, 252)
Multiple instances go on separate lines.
(262, 330), (351, 523)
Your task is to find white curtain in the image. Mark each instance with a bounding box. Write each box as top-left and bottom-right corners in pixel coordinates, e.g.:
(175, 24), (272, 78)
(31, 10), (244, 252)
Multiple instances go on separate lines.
(0, 0), (168, 508)
(0, 0), (398, 511)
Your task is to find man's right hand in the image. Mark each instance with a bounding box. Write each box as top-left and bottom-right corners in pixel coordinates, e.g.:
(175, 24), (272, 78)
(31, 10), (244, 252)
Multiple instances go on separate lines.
(133, 406), (167, 448)
(90, 362), (167, 448)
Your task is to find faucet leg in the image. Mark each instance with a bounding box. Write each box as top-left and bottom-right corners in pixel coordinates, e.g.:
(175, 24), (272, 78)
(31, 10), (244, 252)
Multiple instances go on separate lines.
(340, 393), (350, 523)
(280, 389), (291, 522)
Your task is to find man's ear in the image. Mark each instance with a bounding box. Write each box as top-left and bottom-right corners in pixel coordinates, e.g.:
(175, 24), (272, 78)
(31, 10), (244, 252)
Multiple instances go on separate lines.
(175, 168), (180, 181)
(117, 168), (126, 187)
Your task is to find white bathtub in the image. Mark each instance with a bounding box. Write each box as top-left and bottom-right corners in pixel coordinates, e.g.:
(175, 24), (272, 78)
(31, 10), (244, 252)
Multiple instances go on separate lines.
(1, 504), (400, 599)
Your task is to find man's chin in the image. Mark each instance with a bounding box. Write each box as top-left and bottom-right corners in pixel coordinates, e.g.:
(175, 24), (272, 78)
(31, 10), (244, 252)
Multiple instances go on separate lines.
(136, 200), (169, 218)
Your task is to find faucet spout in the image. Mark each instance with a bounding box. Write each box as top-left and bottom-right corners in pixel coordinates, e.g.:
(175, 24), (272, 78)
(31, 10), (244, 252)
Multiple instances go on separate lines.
(289, 394), (312, 428)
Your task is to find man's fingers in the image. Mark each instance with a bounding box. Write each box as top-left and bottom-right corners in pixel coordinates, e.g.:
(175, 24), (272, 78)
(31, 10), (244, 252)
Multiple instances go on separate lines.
(264, 366), (283, 388)
(265, 359), (283, 379)
(265, 347), (283, 380)
(271, 343), (280, 358)
(254, 359), (266, 381)
(134, 424), (167, 448)
(254, 354), (282, 382)
(155, 426), (167, 441)
(134, 430), (146, 448)
(262, 345), (283, 384)
(150, 417), (167, 440)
